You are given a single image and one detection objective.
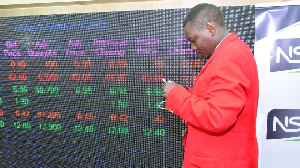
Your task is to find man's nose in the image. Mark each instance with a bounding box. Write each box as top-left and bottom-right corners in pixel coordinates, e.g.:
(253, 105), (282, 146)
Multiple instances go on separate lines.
(191, 43), (197, 51)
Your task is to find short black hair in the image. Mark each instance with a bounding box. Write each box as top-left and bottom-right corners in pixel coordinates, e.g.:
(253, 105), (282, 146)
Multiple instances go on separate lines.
(183, 3), (225, 29)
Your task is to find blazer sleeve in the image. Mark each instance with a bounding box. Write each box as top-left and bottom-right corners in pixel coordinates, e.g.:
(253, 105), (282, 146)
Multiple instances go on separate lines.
(166, 47), (251, 134)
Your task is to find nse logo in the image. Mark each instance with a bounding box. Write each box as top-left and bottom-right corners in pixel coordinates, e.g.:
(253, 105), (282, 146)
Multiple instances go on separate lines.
(271, 38), (300, 72)
(267, 109), (300, 140)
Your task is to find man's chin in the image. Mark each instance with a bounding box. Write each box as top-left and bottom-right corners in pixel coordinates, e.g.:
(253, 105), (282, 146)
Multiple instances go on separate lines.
(198, 54), (211, 59)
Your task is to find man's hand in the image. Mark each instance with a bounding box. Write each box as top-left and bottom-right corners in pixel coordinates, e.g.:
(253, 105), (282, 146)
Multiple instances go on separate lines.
(162, 81), (181, 99)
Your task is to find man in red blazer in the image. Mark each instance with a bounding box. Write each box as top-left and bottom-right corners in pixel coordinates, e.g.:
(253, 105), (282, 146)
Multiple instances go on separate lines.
(162, 3), (259, 168)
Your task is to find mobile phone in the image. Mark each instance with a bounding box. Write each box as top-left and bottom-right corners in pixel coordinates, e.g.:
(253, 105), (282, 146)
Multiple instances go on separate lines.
(162, 78), (172, 83)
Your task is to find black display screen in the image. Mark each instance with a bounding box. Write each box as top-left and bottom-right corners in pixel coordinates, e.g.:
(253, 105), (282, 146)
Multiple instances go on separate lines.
(0, 6), (255, 167)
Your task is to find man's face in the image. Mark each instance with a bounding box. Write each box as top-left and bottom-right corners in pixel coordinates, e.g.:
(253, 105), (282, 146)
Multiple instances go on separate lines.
(184, 21), (215, 59)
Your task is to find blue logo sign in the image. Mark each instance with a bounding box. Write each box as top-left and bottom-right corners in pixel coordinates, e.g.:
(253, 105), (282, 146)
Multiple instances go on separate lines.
(267, 109), (300, 139)
(270, 38), (300, 72)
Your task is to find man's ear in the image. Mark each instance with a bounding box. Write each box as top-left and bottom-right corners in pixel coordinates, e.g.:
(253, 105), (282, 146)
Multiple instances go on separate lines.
(206, 22), (216, 36)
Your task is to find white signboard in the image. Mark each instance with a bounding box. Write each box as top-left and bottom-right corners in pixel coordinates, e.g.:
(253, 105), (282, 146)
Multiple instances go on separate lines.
(255, 1), (300, 167)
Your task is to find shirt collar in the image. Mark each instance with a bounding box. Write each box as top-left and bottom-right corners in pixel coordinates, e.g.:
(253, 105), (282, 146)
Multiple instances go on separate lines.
(215, 33), (231, 49)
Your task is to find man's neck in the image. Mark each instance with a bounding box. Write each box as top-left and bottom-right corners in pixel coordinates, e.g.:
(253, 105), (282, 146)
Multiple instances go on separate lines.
(215, 30), (230, 49)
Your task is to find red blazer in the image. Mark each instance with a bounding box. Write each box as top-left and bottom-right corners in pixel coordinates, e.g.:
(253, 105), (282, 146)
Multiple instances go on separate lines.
(166, 33), (259, 168)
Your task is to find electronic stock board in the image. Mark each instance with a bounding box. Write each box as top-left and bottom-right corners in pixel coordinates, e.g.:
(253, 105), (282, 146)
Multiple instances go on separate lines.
(0, 5), (255, 168)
